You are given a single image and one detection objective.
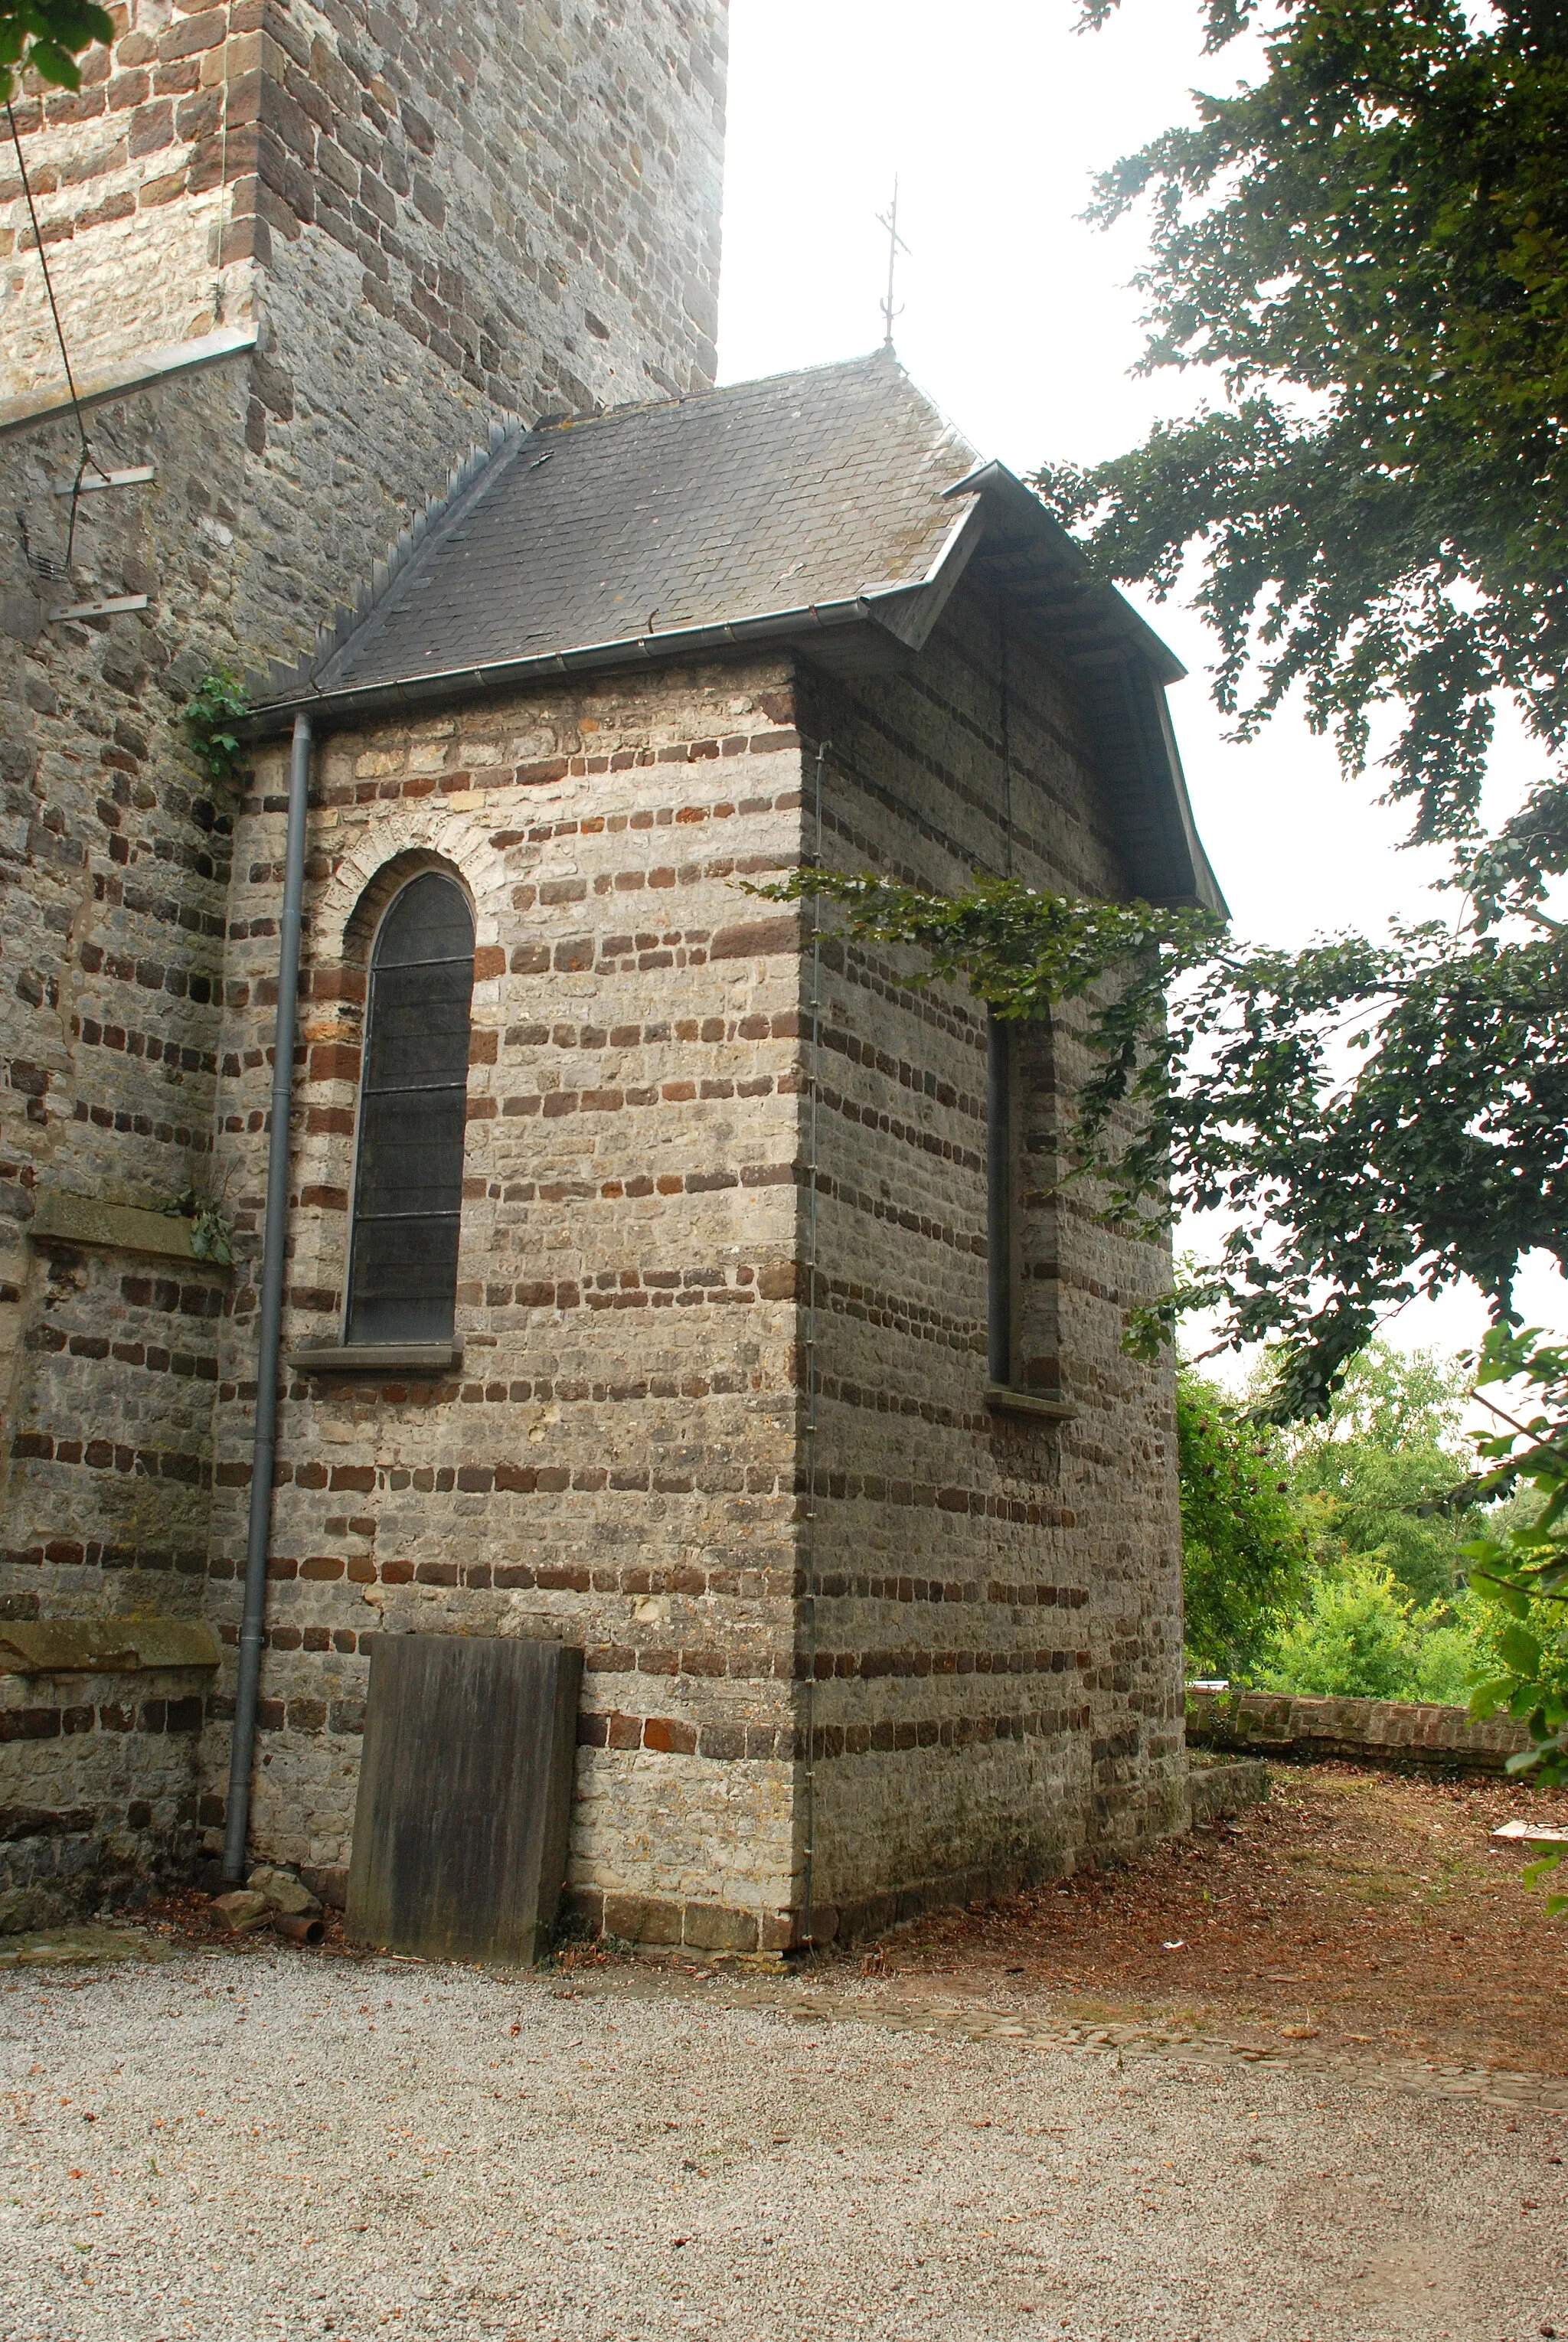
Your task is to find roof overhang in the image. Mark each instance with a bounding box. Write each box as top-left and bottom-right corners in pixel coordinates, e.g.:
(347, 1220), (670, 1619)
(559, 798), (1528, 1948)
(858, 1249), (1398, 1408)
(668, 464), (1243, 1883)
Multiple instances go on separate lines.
(235, 588), (929, 738)
(939, 463), (1225, 915)
(237, 446), (1223, 916)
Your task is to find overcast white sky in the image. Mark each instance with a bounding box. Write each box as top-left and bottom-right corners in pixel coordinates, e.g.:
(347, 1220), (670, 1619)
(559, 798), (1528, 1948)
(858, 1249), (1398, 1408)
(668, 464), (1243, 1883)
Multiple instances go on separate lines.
(716, 0), (1566, 1370)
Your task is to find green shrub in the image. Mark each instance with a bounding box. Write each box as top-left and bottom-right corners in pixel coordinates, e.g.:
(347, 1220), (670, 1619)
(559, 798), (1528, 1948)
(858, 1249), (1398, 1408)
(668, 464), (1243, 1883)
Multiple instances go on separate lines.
(1258, 1561), (1485, 1704)
(1178, 1370), (1309, 1681)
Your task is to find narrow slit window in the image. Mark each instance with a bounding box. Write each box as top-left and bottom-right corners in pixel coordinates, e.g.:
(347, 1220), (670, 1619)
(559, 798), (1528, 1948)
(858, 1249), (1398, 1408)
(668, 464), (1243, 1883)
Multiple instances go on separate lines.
(988, 1008), (1062, 1398)
(345, 872), (475, 1345)
(987, 1013), (1014, 1387)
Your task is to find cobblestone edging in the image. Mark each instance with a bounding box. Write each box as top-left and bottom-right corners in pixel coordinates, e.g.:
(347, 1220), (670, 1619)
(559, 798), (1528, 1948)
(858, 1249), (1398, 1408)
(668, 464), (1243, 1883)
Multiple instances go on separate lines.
(561, 1968), (1568, 2118)
(7, 1926), (1566, 2118)
(1187, 1688), (1533, 1777)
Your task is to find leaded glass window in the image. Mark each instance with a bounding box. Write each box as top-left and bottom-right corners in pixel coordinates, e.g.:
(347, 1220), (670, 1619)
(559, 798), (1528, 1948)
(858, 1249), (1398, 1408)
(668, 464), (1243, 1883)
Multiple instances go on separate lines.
(345, 871), (475, 1344)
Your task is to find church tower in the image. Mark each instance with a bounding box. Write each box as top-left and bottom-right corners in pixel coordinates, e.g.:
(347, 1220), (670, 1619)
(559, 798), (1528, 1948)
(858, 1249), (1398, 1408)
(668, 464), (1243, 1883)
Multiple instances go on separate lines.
(1, 0), (727, 643)
(0, 1), (727, 1919)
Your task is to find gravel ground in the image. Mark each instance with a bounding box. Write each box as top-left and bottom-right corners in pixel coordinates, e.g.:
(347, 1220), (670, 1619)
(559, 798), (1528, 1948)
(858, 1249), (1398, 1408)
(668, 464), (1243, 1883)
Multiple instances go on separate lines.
(2, 1946), (1565, 2342)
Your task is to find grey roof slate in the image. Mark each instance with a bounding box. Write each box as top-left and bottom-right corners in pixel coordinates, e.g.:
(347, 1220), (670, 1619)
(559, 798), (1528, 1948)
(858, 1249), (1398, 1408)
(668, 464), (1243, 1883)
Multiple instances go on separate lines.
(299, 351), (976, 701)
(240, 349), (1223, 910)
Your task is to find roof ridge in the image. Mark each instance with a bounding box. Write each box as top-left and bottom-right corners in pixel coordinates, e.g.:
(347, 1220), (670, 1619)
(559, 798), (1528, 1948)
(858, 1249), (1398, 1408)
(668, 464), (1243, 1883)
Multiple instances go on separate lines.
(242, 413), (527, 707)
(531, 348), (905, 437)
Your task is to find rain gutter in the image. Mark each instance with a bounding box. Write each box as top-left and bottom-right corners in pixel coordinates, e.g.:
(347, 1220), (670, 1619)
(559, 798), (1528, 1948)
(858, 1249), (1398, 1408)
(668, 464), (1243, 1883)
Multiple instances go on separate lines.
(235, 590), (928, 740)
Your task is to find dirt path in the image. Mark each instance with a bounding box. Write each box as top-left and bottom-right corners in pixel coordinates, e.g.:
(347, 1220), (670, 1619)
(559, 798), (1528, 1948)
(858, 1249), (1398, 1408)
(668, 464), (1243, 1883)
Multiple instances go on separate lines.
(831, 1765), (1568, 2074)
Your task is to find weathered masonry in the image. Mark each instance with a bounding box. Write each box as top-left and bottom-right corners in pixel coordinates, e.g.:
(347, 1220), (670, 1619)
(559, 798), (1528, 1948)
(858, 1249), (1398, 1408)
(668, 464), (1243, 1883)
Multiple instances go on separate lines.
(204, 356), (1222, 1950)
(0, 0), (727, 1928)
(0, 1), (1222, 1952)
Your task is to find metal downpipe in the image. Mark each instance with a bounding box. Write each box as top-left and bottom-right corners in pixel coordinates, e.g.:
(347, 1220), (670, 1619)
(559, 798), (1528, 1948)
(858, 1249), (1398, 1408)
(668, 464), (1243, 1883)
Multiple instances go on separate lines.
(799, 736), (828, 1948)
(222, 710), (312, 1883)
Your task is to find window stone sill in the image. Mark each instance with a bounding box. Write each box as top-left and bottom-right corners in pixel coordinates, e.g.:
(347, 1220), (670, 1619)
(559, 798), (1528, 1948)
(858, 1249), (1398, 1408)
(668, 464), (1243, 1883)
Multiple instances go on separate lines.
(293, 1343), (464, 1376)
(985, 1384), (1076, 1423)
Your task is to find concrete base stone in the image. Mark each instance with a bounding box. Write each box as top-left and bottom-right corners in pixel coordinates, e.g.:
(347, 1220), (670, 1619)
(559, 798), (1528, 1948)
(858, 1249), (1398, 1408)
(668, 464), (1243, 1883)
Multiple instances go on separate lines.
(820, 1852), (1083, 1952)
(568, 1886), (796, 1957)
(0, 1884), (70, 1935)
(0, 1666), (211, 1920)
(0, 1924), (173, 1969)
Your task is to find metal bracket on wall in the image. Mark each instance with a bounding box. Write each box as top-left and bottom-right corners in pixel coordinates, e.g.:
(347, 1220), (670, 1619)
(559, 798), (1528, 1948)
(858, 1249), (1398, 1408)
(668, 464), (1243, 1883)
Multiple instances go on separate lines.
(49, 594), (152, 622)
(53, 466), (155, 495)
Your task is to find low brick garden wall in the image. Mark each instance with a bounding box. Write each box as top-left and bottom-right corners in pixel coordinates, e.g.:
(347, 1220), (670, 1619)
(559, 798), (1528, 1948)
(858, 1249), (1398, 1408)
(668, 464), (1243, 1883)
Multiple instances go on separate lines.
(1187, 1687), (1532, 1778)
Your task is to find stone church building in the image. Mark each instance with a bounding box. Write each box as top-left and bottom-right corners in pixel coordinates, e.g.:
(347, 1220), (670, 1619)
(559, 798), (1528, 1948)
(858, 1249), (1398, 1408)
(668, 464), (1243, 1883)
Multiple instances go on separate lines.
(0, 0), (1220, 1950)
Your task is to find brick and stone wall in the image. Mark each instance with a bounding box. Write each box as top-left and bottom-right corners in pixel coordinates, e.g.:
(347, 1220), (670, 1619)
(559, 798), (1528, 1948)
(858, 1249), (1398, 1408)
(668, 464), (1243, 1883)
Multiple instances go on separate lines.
(204, 661), (812, 1945)
(191, 577), (1186, 1948)
(0, 0), (728, 1907)
(0, 0), (1190, 1932)
(791, 588), (1187, 1939)
(0, 370), (246, 1676)
(1187, 1687), (1535, 1778)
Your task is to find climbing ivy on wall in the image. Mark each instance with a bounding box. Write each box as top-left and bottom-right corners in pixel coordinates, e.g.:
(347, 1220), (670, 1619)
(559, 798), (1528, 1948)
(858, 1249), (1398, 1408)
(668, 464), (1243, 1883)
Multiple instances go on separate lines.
(182, 671), (251, 786)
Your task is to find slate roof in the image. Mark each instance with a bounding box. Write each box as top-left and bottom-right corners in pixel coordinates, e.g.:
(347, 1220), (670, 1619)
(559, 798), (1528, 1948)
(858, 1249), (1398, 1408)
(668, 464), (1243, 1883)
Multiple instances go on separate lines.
(243, 349), (1222, 910)
(266, 352), (975, 707)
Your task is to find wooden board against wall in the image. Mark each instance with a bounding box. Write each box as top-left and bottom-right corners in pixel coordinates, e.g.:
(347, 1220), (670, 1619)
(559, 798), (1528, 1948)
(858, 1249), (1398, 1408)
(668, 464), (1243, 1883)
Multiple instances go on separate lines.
(345, 1635), (583, 1965)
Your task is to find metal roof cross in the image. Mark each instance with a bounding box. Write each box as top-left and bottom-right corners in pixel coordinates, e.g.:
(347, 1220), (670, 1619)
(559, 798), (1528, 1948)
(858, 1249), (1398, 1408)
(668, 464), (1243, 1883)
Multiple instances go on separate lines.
(876, 178), (910, 352)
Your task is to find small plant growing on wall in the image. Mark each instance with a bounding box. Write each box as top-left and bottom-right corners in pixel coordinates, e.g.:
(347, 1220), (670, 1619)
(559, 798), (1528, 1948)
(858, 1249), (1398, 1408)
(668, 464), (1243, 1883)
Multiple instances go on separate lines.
(161, 1186), (234, 1267)
(183, 671), (250, 785)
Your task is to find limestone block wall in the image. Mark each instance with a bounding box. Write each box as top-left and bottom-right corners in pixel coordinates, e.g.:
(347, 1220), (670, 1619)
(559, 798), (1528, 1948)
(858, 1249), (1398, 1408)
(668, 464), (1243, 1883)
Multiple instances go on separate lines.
(202, 660), (812, 1949)
(0, 0), (729, 1911)
(2, 0), (727, 421)
(0, 0), (246, 402)
(0, 1660), (211, 1926)
(2, 0), (726, 659)
(792, 587), (1187, 1938)
(241, 0), (727, 650)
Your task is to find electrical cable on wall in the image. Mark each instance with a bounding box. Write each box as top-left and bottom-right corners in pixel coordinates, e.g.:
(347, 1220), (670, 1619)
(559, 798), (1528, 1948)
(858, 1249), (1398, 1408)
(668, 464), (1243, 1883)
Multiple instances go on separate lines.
(6, 97), (111, 566)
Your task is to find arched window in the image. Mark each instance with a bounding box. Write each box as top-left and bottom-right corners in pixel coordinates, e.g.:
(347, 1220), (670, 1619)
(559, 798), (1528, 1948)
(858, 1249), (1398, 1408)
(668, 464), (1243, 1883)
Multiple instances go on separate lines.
(345, 870), (475, 1345)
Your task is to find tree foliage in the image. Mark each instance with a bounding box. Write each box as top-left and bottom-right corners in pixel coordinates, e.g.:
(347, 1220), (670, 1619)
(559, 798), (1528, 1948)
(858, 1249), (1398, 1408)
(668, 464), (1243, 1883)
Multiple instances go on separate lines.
(1054, 0), (1568, 841)
(1258, 1558), (1475, 1701)
(1281, 1341), (1474, 1605)
(1463, 1327), (1568, 1811)
(1178, 1369), (1308, 1677)
(2, 0), (113, 105)
(763, 2), (1568, 1420)
(1177, 1341), (1485, 1697)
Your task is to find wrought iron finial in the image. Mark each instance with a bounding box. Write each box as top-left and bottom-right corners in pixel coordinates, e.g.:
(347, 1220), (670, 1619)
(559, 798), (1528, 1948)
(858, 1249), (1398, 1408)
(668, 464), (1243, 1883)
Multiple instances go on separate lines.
(876, 176), (910, 352)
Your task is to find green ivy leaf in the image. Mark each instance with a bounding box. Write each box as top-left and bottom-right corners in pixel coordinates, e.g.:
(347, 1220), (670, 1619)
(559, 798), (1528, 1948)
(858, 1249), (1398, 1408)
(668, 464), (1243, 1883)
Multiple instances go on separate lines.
(183, 671), (251, 786)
